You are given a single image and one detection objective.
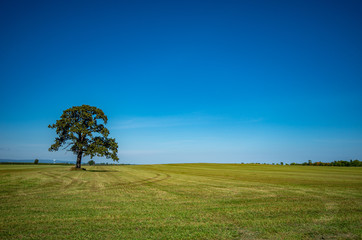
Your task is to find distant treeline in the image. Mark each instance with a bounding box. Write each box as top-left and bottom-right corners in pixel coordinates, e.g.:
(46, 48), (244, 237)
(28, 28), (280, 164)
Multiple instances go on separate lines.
(0, 162), (130, 166)
(0, 162), (74, 165)
(290, 159), (362, 167)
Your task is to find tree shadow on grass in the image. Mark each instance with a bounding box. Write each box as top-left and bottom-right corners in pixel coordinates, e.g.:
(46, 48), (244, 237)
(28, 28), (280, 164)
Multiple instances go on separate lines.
(87, 170), (119, 172)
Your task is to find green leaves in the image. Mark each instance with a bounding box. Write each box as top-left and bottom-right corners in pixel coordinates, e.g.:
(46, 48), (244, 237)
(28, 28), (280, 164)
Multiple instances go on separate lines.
(48, 105), (119, 162)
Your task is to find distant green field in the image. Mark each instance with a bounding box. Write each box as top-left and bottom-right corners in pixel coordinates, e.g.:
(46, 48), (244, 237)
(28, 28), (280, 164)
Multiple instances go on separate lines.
(0, 164), (361, 239)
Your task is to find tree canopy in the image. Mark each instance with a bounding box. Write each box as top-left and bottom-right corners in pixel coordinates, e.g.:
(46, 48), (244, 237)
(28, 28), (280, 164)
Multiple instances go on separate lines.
(48, 105), (119, 168)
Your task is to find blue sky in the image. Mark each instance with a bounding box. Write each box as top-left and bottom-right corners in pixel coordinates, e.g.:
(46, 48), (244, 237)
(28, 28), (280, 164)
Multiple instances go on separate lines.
(0, 0), (361, 164)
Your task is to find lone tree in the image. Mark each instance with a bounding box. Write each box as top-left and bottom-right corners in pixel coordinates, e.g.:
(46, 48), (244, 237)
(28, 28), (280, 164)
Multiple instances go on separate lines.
(48, 105), (119, 169)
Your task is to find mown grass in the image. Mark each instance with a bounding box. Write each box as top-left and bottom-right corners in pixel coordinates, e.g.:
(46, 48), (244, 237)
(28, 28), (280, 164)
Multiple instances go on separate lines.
(0, 163), (361, 239)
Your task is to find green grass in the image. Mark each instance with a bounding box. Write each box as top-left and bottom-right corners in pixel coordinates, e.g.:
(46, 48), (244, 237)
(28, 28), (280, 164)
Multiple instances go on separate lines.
(0, 163), (361, 239)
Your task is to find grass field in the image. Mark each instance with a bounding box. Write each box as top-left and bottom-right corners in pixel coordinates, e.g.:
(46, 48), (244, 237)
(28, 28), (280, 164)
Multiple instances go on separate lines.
(0, 163), (361, 239)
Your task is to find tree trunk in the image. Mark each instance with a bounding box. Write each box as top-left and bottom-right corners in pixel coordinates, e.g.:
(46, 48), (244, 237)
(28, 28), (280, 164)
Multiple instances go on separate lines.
(76, 151), (82, 168)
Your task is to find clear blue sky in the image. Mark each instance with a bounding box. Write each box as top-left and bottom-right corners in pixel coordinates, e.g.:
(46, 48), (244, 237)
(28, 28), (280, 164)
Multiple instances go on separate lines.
(0, 0), (361, 164)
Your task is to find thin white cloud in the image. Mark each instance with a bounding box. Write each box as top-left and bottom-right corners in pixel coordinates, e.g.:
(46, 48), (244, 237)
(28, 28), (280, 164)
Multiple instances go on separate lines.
(244, 117), (264, 123)
(112, 115), (264, 130)
(160, 139), (197, 145)
(118, 150), (165, 155)
(112, 115), (219, 129)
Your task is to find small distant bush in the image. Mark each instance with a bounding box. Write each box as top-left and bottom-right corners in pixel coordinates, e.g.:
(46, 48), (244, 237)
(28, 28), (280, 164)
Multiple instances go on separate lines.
(88, 160), (95, 166)
(34, 159), (39, 164)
